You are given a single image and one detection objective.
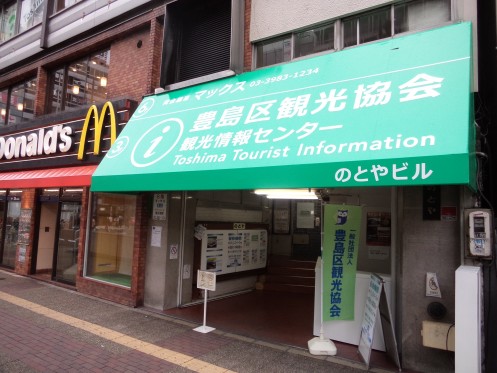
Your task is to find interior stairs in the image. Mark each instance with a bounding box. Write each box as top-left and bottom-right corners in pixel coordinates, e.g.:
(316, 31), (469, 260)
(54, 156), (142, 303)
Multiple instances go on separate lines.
(258, 255), (316, 294)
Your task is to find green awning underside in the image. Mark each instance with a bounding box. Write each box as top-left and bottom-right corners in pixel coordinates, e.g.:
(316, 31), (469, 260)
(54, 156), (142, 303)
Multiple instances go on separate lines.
(92, 23), (476, 192)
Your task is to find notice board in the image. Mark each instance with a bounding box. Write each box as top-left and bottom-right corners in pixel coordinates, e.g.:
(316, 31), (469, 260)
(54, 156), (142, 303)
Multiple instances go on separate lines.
(199, 227), (268, 274)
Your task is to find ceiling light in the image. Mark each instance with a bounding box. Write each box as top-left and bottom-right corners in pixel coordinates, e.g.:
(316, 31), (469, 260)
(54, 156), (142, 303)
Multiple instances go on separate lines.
(254, 189), (318, 200)
(100, 76), (107, 87)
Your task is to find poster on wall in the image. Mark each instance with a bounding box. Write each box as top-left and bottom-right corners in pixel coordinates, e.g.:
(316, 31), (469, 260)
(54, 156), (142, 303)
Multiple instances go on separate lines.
(151, 226), (162, 247)
(152, 193), (167, 221)
(366, 212), (391, 260)
(322, 204), (362, 321)
(273, 208), (290, 234)
(296, 202), (315, 228)
(200, 229), (268, 274)
(18, 209), (32, 244)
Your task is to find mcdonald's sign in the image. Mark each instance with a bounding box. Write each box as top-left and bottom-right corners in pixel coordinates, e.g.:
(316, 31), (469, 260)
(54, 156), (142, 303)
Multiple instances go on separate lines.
(77, 101), (116, 160)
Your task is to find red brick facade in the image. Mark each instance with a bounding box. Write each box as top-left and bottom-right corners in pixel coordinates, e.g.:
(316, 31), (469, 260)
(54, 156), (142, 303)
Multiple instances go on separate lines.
(1, 1), (254, 308)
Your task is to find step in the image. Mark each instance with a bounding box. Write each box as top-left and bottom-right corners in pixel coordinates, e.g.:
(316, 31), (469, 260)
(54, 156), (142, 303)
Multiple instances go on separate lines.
(262, 282), (315, 294)
(265, 274), (315, 287)
(266, 266), (315, 277)
(269, 255), (316, 270)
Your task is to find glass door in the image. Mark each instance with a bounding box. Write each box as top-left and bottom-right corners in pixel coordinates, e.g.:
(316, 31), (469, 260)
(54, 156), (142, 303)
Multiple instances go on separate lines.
(0, 197), (6, 265)
(2, 201), (20, 268)
(54, 202), (81, 283)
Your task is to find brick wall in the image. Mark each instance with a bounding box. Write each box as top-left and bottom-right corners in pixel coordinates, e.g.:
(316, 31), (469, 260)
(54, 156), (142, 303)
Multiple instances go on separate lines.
(107, 27), (153, 101)
(131, 194), (149, 307)
(244, 0), (252, 72)
(34, 67), (48, 116)
(147, 17), (164, 94)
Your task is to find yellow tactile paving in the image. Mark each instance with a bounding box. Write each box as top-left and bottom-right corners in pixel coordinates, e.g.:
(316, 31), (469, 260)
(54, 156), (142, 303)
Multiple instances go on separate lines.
(0, 291), (236, 373)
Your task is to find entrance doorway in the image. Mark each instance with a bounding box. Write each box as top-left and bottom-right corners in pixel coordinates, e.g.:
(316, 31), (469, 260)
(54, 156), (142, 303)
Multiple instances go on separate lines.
(55, 202), (81, 283)
(36, 202), (58, 278)
(0, 190), (22, 269)
(33, 188), (83, 285)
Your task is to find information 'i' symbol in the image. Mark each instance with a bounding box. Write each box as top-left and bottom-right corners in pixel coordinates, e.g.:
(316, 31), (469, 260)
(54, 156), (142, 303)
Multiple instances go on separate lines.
(144, 125), (171, 159)
(131, 118), (184, 168)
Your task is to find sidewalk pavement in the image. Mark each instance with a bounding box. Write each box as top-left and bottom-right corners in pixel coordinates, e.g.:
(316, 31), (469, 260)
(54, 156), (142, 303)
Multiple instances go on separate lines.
(0, 270), (391, 373)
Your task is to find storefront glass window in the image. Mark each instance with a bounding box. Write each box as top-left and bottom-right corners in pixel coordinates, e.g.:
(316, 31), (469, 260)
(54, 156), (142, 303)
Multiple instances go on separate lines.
(50, 49), (110, 113)
(1, 191), (21, 268)
(8, 78), (36, 125)
(85, 193), (136, 287)
(0, 88), (7, 124)
(19, 0), (45, 34)
(0, 191), (6, 266)
(0, 2), (16, 42)
(51, 68), (64, 113)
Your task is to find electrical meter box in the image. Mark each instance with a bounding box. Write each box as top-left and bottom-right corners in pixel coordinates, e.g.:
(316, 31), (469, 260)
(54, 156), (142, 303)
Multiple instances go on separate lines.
(464, 209), (493, 259)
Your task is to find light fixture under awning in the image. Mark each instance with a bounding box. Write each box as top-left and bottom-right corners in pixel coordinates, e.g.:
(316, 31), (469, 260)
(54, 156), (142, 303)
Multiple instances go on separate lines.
(92, 23), (476, 193)
(254, 189), (318, 200)
(0, 165), (97, 188)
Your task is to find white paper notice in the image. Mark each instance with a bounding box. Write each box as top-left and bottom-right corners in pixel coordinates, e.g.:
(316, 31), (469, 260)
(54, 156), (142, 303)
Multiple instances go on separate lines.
(151, 226), (162, 247)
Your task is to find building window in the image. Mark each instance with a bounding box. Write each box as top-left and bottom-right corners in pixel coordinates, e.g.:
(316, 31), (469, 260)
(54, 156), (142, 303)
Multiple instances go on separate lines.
(256, 23), (335, 68)
(294, 23), (335, 59)
(49, 49), (110, 113)
(394, 0), (451, 34)
(85, 193), (137, 288)
(0, 77), (36, 126)
(161, 0), (243, 89)
(0, 2), (17, 42)
(256, 36), (291, 68)
(343, 6), (391, 47)
(19, 0), (45, 34)
(53, 0), (81, 14)
(255, 0), (451, 68)
(0, 0), (46, 42)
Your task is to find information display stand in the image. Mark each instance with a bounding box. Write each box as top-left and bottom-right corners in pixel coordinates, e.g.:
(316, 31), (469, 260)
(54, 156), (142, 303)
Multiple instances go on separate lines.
(358, 273), (401, 371)
(193, 270), (216, 334)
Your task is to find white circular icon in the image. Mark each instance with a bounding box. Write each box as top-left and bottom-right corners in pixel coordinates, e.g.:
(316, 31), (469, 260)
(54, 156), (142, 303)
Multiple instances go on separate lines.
(106, 136), (130, 158)
(131, 118), (184, 168)
(133, 97), (155, 118)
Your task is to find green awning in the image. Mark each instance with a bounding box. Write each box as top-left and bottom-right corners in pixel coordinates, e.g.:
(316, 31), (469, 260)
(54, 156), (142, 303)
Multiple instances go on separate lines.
(92, 22), (475, 192)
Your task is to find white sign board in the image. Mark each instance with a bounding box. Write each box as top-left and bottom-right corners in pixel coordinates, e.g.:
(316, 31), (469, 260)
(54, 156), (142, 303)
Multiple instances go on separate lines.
(152, 193), (167, 220)
(197, 270), (216, 291)
(358, 274), (382, 367)
(358, 273), (401, 371)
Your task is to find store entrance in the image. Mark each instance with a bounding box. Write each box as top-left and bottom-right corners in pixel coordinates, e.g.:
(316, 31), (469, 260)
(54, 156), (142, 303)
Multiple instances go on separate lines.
(35, 202), (58, 279)
(33, 188), (83, 285)
(54, 202), (81, 283)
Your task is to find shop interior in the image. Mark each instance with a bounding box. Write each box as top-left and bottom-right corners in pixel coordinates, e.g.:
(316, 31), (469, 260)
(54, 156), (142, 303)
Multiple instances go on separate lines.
(161, 187), (396, 370)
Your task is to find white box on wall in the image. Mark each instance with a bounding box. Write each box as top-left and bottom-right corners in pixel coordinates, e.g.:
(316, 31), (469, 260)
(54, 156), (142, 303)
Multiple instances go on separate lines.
(455, 266), (482, 373)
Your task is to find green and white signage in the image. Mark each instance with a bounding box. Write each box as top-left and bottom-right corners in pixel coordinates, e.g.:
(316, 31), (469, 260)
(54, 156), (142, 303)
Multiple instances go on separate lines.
(322, 204), (362, 321)
(92, 23), (475, 192)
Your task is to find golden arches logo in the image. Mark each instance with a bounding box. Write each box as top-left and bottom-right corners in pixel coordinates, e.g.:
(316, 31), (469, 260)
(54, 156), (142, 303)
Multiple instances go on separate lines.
(77, 102), (116, 160)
